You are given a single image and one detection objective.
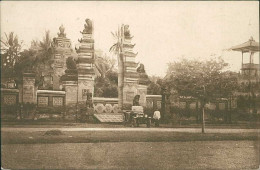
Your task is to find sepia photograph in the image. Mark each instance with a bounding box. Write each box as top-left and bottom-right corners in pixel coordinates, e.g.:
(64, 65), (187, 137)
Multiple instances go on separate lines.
(1, 1), (259, 169)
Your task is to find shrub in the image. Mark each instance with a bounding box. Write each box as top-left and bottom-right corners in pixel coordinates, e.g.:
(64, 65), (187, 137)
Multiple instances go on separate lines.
(44, 130), (63, 136)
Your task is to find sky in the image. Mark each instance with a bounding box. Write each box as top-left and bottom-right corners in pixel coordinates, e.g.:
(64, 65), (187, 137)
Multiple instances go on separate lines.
(1, 1), (259, 77)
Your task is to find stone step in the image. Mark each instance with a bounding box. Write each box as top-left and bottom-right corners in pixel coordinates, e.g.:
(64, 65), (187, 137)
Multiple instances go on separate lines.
(94, 114), (124, 123)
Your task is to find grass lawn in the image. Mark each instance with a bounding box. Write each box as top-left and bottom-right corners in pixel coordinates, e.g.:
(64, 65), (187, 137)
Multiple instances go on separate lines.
(2, 141), (259, 169)
(1, 130), (258, 144)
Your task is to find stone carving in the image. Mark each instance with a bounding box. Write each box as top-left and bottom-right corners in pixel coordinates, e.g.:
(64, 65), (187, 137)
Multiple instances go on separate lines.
(105, 104), (113, 113)
(95, 103), (105, 113)
(133, 95), (140, 106)
(86, 93), (93, 108)
(3, 95), (16, 105)
(137, 64), (145, 73)
(53, 97), (63, 106)
(189, 102), (197, 110)
(93, 103), (119, 114)
(82, 19), (93, 34)
(113, 104), (119, 113)
(58, 25), (66, 37)
(38, 97), (48, 107)
(124, 25), (131, 37)
(137, 63), (150, 85)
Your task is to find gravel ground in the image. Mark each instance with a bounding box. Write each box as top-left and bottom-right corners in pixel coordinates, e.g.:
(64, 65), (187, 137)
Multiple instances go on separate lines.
(1, 141), (259, 169)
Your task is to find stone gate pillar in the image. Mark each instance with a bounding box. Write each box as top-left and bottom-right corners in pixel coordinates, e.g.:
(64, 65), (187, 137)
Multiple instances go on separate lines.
(76, 19), (95, 106)
(121, 25), (150, 107)
(22, 73), (36, 104)
(62, 81), (77, 105)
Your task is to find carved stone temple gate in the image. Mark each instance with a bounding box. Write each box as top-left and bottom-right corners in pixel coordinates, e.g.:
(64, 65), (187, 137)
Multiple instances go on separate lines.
(1, 20), (150, 123)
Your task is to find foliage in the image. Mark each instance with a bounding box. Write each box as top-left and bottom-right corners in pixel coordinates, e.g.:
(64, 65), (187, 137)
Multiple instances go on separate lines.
(34, 31), (54, 64)
(110, 28), (124, 110)
(147, 77), (163, 95)
(66, 56), (77, 69)
(164, 57), (239, 103)
(94, 53), (118, 98)
(95, 52), (116, 78)
(37, 106), (65, 114)
(14, 49), (37, 76)
(137, 63), (150, 85)
(94, 70), (118, 98)
(60, 57), (78, 82)
(1, 32), (23, 77)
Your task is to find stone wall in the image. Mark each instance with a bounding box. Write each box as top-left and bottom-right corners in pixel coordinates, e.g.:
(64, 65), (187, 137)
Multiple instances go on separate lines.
(35, 90), (66, 120)
(1, 88), (19, 120)
(93, 97), (119, 114)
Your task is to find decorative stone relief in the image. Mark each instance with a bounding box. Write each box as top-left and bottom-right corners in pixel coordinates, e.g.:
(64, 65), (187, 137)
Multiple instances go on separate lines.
(3, 95), (16, 105)
(105, 104), (113, 113)
(179, 102), (186, 109)
(95, 103), (105, 114)
(219, 103), (226, 110)
(189, 102), (197, 110)
(146, 100), (153, 108)
(38, 97), (48, 107)
(113, 104), (119, 113)
(53, 97), (63, 106)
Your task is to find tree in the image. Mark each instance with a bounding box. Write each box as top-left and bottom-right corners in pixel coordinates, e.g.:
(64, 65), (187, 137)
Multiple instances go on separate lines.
(1, 32), (23, 77)
(34, 31), (54, 64)
(95, 52), (116, 78)
(14, 49), (36, 75)
(109, 27), (124, 110)
(147, 76), (162, 95)
(31, 31), (54, 89)
(94, 70), (118, 98)
(60, 57), (78, 82)
(165, 57), (238, 133)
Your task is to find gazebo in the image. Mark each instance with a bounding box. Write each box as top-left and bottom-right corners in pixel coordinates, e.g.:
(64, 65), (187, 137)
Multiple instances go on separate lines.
(229, 37), (260, 113)
(229, 37), (259, 68)
(229, 37), (259, 83)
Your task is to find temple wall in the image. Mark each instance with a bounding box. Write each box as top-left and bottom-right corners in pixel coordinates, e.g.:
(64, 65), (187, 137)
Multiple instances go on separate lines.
(93, 97), (119, 114)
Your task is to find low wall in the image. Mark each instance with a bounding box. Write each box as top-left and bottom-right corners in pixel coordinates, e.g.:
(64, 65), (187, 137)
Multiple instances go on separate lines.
(1, 88), (19, 120)
(35, 90), (66, 120)
(93, 97), (119, 114)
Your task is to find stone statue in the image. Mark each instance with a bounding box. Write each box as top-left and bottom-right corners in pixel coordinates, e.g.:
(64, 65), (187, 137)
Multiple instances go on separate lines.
(137, 63), (150, 85)
(86, 93), (93, 108)
(124, 25), (131, 37)
(82, 19), (93, 34)
(58, 25), (66, 37)
(137, 63), (146, 73)
(133, 95), (140, 106)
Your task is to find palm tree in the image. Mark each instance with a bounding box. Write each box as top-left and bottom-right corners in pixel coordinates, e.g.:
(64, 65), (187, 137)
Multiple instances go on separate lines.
(31, 31), (54, 89)
(95, 53), (116, 78)
(1, 32), (22, 74)
(109, 26), (124, 111)
(35, 31), (53, 64)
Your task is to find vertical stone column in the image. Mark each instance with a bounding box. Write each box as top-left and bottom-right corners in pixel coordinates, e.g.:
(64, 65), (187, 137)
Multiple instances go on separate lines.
(52, 25), (73, 90)
(62, 81), (77, 105)
(121, 25), (139, 106)
(137, 84), (147, 107)
(22, 73), (36, 104)
(76, 19), (95, 105)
